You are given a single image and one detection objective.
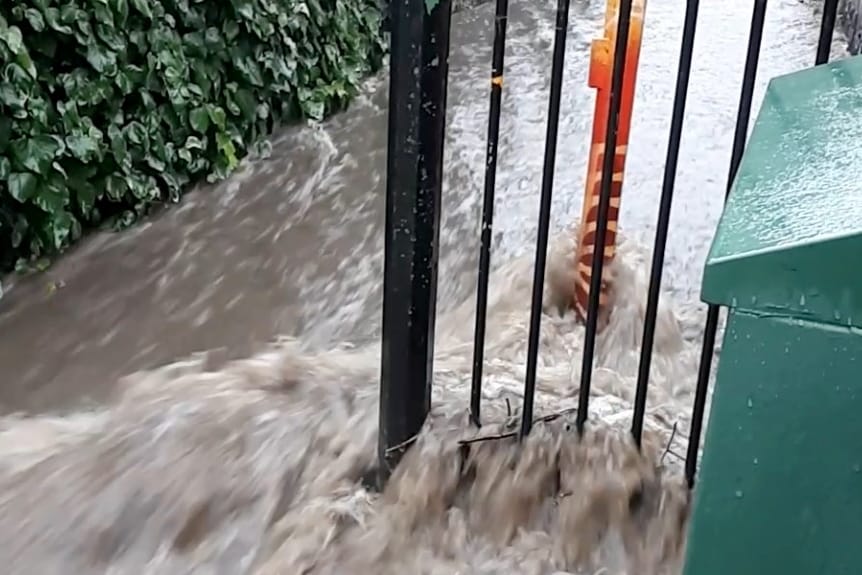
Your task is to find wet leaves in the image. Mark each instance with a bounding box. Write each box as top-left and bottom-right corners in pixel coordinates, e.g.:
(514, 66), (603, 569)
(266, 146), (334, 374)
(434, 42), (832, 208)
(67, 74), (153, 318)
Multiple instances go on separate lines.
(0, 0), (386, 272)
(8, 171), (38, 202)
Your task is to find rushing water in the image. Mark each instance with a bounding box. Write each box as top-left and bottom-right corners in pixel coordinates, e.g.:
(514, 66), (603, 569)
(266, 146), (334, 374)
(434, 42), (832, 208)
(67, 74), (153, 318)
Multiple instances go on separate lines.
(0, 0), (845, 412)
(0, 1), (848, 573)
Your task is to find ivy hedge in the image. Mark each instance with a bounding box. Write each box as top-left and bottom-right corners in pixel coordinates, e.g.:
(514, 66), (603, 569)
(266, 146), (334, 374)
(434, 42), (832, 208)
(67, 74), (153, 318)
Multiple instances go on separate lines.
(0, 0), (385, 272)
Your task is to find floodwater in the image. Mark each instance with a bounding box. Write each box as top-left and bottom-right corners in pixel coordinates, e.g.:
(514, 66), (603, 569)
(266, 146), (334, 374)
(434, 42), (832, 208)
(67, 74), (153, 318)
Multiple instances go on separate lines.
(0, 0), (843, 412)
(0, 1), (848, 573)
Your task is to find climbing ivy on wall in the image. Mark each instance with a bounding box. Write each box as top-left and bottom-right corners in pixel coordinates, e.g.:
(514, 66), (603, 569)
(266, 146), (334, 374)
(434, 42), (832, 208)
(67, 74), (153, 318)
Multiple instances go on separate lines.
(0, 0), (385, 273)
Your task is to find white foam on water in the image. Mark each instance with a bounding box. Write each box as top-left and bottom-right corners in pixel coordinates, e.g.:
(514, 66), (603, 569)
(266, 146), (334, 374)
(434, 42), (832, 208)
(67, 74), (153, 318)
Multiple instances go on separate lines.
(0, 232), (708, 574)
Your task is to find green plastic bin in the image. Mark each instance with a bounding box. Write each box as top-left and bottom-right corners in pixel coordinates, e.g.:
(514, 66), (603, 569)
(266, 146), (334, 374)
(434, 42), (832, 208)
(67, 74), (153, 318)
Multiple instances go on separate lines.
(683, 55), (862, 575)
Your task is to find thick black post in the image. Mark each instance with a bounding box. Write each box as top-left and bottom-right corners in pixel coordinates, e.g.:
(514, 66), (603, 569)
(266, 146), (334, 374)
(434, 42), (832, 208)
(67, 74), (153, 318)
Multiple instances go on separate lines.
(378, 0), (452, 484)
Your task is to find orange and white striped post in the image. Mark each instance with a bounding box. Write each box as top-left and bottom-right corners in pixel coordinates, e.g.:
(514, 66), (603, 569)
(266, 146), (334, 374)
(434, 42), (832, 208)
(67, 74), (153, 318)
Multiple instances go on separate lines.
(574, 0), (646, 321)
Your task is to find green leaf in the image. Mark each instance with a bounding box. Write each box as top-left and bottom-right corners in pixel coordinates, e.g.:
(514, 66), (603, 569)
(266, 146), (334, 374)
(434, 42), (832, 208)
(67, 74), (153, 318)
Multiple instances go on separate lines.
(74, 16), (94, 45)
(146, 155), (166, 172)
(185, 135), (205, 149)
(112, 0), (130, 26)
(64, 163), (97, 202)
(1, 25), (24, 55)
(234, 56), (264, 86)
(204, 26), (223, 48)
(49, 210), (73, 248)
(115, 70), (135, 94)
(305, 100), (325, 121)
(0, 85), (24, 114)
(86, 43), (118, 75)
(181, 31), (205, 57)
(51, 161), (68, 179)
(96, 24), (126, 52)
(44, 8), (73, 35)
(206, 105), (227, 130)
(8, 172), (38, 202)
(131, 0), (153, 19)
(11, 136), (63, 175)
(35, 182), (68, 214)
(74, 184), (97, 213)
(105, 174), (127, 200)
(108, 124), (127, 162)
(93, 3), (115, 26)
(66, 132), (102, 162)
(4, 62), (33, 85)
(125, 171), (158, 200)
(0, 157), (9, 180)
(124, 122), (148, 147)
(233, 0), (255, 21)
(24, 9), (46, 32)
(115, 64), (145, 95)
(216, 131), (238, 170)
(189, 107), (210, 133)
(222, 21), (239, 42)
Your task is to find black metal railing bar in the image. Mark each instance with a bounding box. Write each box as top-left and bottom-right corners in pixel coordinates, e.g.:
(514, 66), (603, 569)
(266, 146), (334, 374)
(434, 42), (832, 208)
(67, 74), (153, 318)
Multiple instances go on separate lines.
(816, 0), (839, 65)
(631, 0), (701, 448)
(519, 0), (576, 439)
(471, 0), (511, 428)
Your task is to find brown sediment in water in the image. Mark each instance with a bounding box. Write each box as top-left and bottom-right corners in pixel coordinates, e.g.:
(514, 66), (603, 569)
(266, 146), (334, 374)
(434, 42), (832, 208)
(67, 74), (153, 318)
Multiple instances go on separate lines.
(296, 422), (691, 575)
(0, 232), (707, 574)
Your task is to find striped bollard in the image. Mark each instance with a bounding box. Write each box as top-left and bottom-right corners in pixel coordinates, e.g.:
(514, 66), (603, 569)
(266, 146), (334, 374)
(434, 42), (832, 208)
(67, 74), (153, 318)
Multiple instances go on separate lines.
(574, 0), (646, 322)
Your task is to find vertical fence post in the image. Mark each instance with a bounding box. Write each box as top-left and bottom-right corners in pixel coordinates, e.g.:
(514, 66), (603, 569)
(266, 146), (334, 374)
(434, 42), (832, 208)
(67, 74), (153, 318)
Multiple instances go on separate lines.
(631, 0), (699, 447)
(471, 0), (511, 428)
(519, 0), (575, 439)
(815, 0), (839, 65)
(378, 0), (452, 484)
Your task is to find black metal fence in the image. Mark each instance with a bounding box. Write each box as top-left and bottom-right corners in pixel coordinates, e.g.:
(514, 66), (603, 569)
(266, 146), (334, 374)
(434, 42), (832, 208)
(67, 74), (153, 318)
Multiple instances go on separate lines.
(377, 0), (840, 487)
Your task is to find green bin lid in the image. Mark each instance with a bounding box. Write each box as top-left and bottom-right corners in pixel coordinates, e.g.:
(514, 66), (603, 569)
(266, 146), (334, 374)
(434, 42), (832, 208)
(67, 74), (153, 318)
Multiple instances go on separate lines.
(702, 55), (862, 328)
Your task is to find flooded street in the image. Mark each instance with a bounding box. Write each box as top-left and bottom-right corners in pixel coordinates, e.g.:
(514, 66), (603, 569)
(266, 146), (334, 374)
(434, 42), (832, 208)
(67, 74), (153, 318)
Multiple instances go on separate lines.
(0, 1), (851, 573)
(0, 0), (843, 412)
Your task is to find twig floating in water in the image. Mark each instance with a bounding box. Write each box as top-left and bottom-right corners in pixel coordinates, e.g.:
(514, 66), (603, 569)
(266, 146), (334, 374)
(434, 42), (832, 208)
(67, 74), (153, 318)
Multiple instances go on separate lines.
(385, 434), (419, 454)
(458, 407), (578, 446)
(661, 422), (681, 464)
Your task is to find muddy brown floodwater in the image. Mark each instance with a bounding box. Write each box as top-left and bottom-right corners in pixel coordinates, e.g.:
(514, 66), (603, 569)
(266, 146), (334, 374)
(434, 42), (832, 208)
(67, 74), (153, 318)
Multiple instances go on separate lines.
(0, 0), (844, 414)
(0, 1), (848, 573)
(0, 234), (702, 574)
